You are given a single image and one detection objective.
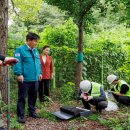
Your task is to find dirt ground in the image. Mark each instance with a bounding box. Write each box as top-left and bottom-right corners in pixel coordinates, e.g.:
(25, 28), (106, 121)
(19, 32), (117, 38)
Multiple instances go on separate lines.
(24, 101), (111, 130)
(4, 100), (128, 130)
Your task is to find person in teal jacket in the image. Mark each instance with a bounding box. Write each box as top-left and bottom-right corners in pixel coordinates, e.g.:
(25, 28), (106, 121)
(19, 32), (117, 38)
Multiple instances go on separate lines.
(14, 32), (42, 123)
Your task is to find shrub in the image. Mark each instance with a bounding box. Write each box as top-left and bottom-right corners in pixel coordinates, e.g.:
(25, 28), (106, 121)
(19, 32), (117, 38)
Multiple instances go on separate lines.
(60, 82), (75, 102)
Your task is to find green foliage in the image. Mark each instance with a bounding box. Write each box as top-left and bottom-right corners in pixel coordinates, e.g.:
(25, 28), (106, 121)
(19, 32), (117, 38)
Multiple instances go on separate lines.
(60, 82), (75, 102)
(10, 115), (25, 130)
(49, 46), (77, 87)
(9, 2), (67, 31)
(45, 0), (98, 22)
(39, 18), (78, 48)
(83, 25), (129, 87)
(35, 3), (66, 28)
(8, 23), (27, 56)
(99, 113), (130, 130)
(8, 2), (130, 88)
(39, 108), (57, 121)
(119, 45), (130, 83)
(10, 0), (43, 28)
(87, 114), (99, 121)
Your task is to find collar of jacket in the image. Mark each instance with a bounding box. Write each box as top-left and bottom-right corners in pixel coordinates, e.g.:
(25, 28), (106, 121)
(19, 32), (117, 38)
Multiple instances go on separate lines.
(24, 44), (36, 51)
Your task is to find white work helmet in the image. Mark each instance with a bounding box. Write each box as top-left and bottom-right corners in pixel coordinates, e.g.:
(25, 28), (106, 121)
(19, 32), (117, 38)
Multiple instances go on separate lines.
(107, 74), (117, 84)
(79, 80), (91, 93)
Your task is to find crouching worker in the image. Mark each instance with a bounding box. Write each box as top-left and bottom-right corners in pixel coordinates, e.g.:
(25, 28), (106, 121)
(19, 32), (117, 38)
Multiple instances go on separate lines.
(79, 80), (108, 113)
(107, 74), (130, 106)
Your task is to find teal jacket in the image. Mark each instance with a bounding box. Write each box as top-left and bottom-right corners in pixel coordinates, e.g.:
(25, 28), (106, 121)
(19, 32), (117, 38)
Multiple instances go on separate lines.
(14, 44), (42, 81)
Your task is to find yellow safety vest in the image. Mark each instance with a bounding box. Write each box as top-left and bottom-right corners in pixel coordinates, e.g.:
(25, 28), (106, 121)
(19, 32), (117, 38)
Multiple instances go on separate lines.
(90, 82), (101, 97)
(114, 80), (130, 97)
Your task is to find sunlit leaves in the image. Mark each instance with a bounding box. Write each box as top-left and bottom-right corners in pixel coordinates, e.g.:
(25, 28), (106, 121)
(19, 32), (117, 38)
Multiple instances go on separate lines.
(39, 18), (78, 48)
(10, 0), (43, 27)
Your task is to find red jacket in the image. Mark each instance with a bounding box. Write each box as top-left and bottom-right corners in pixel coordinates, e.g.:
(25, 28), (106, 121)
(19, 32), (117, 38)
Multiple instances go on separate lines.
(40, 54), (54, 79)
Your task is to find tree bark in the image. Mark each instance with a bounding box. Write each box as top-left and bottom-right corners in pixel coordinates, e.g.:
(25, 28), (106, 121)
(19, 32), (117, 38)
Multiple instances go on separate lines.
(0, 0), (8, 101)
(75, 20), (83, 89)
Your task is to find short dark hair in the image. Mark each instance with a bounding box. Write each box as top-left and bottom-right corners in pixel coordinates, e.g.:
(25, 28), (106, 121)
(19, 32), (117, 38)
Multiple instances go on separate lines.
(26, 32), (40, 41)
(42, 45), (50, 50)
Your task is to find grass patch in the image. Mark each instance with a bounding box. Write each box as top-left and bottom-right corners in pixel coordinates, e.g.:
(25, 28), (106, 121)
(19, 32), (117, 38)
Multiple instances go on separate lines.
(10, 115), (25, 130)
(87, 114), (99, 121)
(98, 115), (130, 130)
(38, 108), (57, 121)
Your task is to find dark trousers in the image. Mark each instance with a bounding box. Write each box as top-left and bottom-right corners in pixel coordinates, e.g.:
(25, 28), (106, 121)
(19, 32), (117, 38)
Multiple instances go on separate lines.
(113, 94), (130, 106)
(38, 79), (50, 100)
(17, 81), (39, 118)
(82, 99), (108, 111)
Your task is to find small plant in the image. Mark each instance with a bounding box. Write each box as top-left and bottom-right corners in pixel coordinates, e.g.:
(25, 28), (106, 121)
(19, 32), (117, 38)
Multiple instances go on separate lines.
(10, 115), (25, 130)
(87, 114), (99, 121)
(98, 117), (128, 130)
(39, 108), (57, 121)
(60, 82), (75, 103)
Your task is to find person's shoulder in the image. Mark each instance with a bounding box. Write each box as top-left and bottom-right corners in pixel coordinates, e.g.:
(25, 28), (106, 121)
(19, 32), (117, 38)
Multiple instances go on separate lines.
(49, 55), (52, 58)
(45, 54), (52, 58)
(92, 82), (101, 86)
(16, 44), (25, 49)
(15, 45), (23, 51)
(49, 55), (53, 59)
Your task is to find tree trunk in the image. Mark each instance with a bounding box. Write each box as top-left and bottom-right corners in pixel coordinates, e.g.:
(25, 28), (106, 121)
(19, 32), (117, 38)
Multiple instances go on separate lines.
(75, 20), (83, 89)
(0, 0), (8, 102)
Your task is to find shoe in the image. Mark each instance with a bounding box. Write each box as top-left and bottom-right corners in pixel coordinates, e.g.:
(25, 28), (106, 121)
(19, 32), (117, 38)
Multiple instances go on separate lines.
(96, 109), (102, 114)
(0, 127), (6, 130)
(18, 117), (26, 123)
(39, 98), (45, 102)
(29, 113), (40, 118)
(98, 109), (102, 113)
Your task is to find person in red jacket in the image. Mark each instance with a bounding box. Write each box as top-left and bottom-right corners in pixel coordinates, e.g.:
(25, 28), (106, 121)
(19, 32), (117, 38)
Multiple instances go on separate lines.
(38, 46), (54, 102)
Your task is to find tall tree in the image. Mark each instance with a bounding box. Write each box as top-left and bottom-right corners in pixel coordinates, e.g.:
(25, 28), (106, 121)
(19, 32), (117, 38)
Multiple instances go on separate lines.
(0, 0), (8, 101)
(45, 0), (98, 88)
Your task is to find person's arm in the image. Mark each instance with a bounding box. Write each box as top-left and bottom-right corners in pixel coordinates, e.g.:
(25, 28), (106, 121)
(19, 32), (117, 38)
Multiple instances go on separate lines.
(39, 54), (42, 81)
(113, 84), (129, 96)
(93, 86), (107, 101)
(0, 54), (18, 66)
(114, 84), (129, 96)
(50, 57), (54, 78)
(120, 84), (129, 94)
(13, 48), (23, 76)
(39, 54), (42, 74)
(76, 89), (82, 100)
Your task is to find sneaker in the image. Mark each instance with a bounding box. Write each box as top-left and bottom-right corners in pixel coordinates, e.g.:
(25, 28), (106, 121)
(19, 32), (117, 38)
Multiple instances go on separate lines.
(18, 117), (26, 123)
(0, 127), (6, 130)
(29, 113), (40, 118)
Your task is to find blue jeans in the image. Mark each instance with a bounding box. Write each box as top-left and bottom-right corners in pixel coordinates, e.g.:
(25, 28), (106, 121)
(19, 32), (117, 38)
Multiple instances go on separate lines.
(17, 81), (39, 118)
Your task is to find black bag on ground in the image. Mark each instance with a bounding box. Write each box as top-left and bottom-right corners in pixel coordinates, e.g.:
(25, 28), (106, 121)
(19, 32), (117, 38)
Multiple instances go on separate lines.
(60, 106), (84, 117)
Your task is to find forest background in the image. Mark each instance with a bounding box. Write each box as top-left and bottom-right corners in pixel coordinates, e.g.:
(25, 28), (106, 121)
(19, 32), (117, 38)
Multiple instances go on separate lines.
(0, 0), (130, 129)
